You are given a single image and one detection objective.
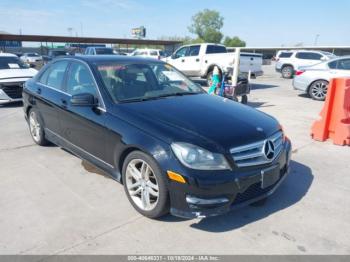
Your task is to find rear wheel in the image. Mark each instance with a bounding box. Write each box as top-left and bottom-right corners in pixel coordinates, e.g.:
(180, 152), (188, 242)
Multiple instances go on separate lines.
(309, 80), (328, 101)
(122, 151), (169, 218)
(281, 66), (294, 79)
(28, 109), (49, 146)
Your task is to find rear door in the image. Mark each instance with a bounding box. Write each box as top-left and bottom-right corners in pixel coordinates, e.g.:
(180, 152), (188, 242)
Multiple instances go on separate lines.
(35, 60), (69, 136)
(58, 61), (108, 164)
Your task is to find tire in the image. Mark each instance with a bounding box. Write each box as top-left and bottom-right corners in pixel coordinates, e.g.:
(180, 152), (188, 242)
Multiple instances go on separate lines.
(122, 151), (170, 218)
(206, 70), (214, 87)
(241, 95), (248, 104)
(28, 108), (49, 146)
(308, 80), (329, 101)
(281, 66), (294, 79)
(250, 197), (268, 207)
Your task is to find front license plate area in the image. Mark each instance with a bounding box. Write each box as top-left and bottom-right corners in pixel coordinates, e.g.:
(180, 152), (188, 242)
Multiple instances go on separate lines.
(261, 165), (280, 189)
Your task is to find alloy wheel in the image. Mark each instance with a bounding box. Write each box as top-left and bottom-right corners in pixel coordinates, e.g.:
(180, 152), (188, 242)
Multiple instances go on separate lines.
(310, 81), (328, 100)
(125, 159), (159, 211)
(29, 111), (41, 143)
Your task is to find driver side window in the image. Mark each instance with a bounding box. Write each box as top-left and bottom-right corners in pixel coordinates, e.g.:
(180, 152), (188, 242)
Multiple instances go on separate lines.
(66, 62), (97, 97)
(174, 47), (189, 59)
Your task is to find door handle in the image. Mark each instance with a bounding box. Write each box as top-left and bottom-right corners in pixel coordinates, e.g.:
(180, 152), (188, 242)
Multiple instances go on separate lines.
(181, 59), (185, 62)
(36, 88), (41, 94)
(61, 99), (67, 108)
(196, 58), (200, 62)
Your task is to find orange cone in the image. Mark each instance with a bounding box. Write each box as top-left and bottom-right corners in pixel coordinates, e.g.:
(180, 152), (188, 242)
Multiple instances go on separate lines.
(311, 78), (350, 146)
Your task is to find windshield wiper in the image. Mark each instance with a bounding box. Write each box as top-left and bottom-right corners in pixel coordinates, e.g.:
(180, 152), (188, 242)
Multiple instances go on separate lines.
(118, 92), (201, 103)
(154, 92), (201, 98)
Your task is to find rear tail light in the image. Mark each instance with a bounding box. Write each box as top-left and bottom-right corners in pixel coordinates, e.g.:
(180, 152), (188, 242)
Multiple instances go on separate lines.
(295, 70), (305, 76)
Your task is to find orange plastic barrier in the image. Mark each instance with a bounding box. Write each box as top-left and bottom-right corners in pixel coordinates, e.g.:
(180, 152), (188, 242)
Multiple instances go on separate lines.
(311, 78), (350, 146)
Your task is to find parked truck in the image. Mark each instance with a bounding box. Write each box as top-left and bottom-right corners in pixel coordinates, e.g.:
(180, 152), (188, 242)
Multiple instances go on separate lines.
(164, 43), (263, 85)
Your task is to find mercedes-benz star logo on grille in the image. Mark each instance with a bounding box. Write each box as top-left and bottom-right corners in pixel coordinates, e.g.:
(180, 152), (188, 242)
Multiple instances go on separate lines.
(263, 140), (275, 160)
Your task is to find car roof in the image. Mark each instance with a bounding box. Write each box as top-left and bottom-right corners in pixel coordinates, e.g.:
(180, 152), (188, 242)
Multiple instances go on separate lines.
(57, 55), (164, 64)
(0, 53), (17, 57)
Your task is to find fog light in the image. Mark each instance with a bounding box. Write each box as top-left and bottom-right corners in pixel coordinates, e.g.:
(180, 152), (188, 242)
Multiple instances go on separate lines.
(167, 171), (186, 184)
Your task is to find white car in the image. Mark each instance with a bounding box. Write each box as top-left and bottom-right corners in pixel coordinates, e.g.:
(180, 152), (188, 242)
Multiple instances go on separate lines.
(20, 53), (43, 63)
(293, 56), (350, 101)
(0, 53), (38, 104)
(276, 50), (336, 79)
(164, 43), (263, 85)
(129, 49), (165, 60)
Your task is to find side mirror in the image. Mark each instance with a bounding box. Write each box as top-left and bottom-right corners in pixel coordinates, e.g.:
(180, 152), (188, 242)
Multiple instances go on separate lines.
(70, 93), (97, 107)
(171, 54), (176, 59)
(320, 57), (327, 61)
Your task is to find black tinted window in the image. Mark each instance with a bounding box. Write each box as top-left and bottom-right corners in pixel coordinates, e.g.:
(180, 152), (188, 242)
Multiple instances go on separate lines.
(328, 61), (337, 69)
(44, 61), (69, 90)
(296, 52), (322, 60)
(337, 59), (350, 70)
(96, 48), (114, 55)
(0, 57), (28, 69)
(188, 45), (200, 56)
(206, 45), (227, 54)
(279, 52), (293, 58)
(66, 62), (97, 96)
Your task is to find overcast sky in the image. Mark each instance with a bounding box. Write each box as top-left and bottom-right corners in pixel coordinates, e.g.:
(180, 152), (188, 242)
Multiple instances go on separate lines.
(1, 0), (349, 47)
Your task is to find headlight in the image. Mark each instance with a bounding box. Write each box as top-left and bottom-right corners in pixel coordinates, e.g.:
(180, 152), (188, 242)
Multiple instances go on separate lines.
(171, 142), (230, 170)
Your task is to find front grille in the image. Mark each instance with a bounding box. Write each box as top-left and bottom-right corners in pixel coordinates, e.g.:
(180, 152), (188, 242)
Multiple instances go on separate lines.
(232, 166), (286, 206)
(0, 83), (23, 99)
(230, 131), (283, 167)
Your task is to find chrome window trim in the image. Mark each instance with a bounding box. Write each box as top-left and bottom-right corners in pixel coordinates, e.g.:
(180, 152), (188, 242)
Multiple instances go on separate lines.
(36, 58), (107, 111)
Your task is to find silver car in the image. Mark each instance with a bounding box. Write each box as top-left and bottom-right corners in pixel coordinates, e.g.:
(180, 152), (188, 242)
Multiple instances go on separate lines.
(293, 56), (350, 100)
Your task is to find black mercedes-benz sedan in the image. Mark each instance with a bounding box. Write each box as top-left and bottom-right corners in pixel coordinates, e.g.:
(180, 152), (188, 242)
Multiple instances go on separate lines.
(23, 55), (292, 219)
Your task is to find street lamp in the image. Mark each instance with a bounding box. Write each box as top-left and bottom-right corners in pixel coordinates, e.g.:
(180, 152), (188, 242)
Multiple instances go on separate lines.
(314, 34), (320, 46)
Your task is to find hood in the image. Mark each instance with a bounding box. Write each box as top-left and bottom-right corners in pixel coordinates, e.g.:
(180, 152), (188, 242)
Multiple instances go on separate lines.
(112, 94), (280, 153)
(0, 68), (37, 81)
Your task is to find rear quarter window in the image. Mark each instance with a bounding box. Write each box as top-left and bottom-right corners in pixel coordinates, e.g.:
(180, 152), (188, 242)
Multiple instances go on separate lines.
(279, 52), (293, 58)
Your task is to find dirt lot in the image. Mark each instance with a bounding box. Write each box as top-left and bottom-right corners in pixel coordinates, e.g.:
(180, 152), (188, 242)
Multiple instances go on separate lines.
(0, 64), (349, 255)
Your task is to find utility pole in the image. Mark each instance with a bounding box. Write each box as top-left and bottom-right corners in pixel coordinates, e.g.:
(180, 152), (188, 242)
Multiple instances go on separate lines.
(314, 34), (320, 46)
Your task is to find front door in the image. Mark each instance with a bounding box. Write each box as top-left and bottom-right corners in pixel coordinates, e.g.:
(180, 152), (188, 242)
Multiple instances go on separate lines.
(59, 61), (108, 166)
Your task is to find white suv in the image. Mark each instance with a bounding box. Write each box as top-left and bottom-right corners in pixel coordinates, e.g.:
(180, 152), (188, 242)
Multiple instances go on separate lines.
(275, 50), (336, 78)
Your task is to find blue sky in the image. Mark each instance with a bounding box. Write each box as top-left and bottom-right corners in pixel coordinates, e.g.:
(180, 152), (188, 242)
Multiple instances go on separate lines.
(1, 0), (349, 46)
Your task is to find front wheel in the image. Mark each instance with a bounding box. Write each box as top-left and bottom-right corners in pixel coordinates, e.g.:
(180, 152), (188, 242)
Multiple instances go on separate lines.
(309, 80), (328, 101)
(122, 151), (170, 218)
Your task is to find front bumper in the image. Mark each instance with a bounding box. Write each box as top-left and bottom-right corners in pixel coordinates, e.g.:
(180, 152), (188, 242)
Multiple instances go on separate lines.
(0, 82), (24, 104)
(167, 139), (292, 219)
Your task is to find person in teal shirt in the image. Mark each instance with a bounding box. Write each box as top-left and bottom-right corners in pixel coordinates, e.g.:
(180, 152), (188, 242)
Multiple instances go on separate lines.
(208, 66), (220, 95)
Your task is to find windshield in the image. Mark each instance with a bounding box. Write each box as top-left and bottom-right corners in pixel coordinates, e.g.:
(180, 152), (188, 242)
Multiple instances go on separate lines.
(96, 62), (204, 103)
(96, 48), (114, 55)
(0, 57), (29, 69)
(27, 53), (39, 57)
